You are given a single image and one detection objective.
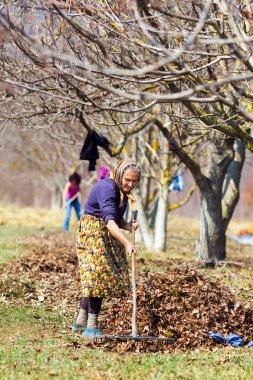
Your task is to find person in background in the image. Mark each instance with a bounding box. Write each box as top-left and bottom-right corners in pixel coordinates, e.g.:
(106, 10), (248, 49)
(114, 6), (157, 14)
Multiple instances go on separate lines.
(62, 172), (82, 231)
(97, 165), (110, 181)
(72, 158), (141, 338)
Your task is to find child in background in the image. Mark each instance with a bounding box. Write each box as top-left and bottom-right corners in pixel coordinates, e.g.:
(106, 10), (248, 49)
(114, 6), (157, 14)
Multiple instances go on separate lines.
(98, 165), (110, 181)
(62, 172), (82, 231)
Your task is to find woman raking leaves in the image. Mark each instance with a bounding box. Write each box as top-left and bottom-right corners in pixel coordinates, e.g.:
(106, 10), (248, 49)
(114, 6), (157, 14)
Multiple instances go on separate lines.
(72, 158), (141, 338)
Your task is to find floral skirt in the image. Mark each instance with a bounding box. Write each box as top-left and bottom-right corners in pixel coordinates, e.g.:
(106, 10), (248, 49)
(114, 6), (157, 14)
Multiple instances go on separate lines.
(76, 214), (130, 298)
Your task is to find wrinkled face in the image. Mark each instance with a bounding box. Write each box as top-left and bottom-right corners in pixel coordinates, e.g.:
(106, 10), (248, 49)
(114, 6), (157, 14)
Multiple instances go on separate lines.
(121, 169), (139, 193)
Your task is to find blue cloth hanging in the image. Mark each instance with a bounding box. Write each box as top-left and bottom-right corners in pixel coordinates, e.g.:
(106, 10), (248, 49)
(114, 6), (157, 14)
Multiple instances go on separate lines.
(169, 174), (184, 191)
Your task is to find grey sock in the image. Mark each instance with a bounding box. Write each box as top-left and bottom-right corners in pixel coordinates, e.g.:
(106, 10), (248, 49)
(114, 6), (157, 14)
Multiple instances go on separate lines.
(75, 308), (88, 326)
(87, 313), (99, 330)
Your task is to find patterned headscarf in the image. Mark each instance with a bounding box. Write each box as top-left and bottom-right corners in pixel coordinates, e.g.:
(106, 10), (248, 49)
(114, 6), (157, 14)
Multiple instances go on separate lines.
(110, 158), (141, 210)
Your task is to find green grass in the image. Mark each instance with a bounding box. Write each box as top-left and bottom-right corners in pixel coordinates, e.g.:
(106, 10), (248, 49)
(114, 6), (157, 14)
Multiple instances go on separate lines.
(1, 304), (253, 380)
(0, 226), (76, 264)
(0, 204), (78, 263)
(0, 226), (34, 264)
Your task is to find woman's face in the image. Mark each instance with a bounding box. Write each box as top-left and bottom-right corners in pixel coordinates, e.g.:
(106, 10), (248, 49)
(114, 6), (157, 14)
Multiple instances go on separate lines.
(121, 169), (139, 193)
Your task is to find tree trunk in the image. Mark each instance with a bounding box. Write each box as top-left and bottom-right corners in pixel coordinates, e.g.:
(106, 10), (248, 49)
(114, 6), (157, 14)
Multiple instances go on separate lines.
(196, 134), (235, 263)
(222, 140), (246, 229)
(158, 115), (245, 265)
(142, 176), (151, 210)
(196, 191), (226, 262)
(51, 185), (62, 209)
(154, 182), (169, 251)
(134, 190), (154, 250)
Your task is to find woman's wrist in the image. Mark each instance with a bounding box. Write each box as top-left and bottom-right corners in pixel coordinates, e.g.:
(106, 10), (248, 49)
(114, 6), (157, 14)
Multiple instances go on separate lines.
(123, 239), (131, 248)
(119, 219), (131, 232)
(126, 222), (132, 232)
(106, 220), (129, 247)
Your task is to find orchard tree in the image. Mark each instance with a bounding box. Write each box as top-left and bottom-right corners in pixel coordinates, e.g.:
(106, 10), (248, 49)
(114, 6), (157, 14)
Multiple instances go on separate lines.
(1, 0), (252, 262)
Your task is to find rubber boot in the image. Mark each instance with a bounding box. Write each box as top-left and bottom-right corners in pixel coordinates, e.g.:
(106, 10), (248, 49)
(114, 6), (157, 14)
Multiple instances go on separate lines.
(82, 313), (103, 338)
(72, 308), (88, 332)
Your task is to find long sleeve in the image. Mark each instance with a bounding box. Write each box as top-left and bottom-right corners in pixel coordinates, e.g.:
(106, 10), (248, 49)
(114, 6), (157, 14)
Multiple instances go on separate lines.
(84, 178), (127, 223)
(96, 183), (120, 223)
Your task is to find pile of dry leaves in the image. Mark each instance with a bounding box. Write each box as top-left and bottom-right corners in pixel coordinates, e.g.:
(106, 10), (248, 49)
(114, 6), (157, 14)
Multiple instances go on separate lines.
(1, 232), (253, 353)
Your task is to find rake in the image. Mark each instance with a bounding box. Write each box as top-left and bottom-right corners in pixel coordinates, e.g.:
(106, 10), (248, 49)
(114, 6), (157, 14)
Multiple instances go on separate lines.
(101, 210), (174, 343)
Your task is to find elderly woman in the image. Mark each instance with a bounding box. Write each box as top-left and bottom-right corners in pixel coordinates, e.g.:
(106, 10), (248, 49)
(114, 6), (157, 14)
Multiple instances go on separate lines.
(72, 158), (141, 338)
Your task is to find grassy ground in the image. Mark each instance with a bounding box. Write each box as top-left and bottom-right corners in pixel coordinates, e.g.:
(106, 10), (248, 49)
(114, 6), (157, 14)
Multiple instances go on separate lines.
(0, 226), (30, 264)
(0, 205), (76, 264)
(1, 205), (253, 379)
(1, 304), (253, 380)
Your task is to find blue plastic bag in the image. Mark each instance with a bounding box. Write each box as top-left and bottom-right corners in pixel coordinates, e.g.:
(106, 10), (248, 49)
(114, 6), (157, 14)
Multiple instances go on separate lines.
(209, 332), (244, 348)
(208, 331), (225, 343)
(225, 334), (243, 348)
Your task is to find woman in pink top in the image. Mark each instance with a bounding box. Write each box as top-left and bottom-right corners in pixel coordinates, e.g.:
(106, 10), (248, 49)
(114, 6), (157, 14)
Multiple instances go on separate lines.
(62, 172), (82, 231)
(97, 165), (110, 181)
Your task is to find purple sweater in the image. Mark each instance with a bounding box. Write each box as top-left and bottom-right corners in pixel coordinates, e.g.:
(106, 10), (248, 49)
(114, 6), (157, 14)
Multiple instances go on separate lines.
(84, 178), (128, 224)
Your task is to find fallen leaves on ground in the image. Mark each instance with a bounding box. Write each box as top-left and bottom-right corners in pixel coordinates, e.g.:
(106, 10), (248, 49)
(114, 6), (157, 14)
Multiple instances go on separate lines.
(1, 232), (253, 353)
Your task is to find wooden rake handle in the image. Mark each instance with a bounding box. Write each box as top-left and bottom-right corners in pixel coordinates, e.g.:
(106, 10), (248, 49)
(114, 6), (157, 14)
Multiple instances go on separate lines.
(131, 210), (138, 337)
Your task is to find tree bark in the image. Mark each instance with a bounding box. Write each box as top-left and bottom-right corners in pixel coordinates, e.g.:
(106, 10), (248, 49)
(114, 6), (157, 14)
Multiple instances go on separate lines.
(195, 134), (235, 262)
(196, 191), (226, 262)
(222, 140), (246, 229)
(154, 182), (169, 251)
(51, 184), (62, 209)
(134, 190), (154, 250)
(159, 125), (240, 263)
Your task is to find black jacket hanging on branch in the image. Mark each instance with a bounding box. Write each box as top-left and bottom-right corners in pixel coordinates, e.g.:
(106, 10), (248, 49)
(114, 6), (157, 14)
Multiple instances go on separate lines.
(79, 131), (110, 171)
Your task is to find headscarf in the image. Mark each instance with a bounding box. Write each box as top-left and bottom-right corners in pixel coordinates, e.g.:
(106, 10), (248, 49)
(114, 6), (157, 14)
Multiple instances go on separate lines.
(110, 158), (141, 210)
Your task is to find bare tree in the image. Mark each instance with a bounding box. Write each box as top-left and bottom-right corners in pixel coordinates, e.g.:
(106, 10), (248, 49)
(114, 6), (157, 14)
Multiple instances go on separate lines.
(128, 121), (196, 252)
(1, 0), (253, 142)
(0, 0), (251, 262)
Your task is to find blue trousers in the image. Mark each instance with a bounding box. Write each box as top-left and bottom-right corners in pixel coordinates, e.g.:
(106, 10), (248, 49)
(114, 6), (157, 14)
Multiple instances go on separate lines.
(63, 197), (81, 231)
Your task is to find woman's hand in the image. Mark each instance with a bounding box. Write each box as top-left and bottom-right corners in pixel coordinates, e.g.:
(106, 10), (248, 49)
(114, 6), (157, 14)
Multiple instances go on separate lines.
(131, 220), (139, 231)
(106, 220), (137, 255)
(124, 241), (137, 256)
(126, 220), (139, 232)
